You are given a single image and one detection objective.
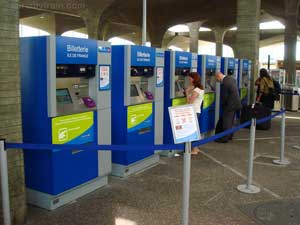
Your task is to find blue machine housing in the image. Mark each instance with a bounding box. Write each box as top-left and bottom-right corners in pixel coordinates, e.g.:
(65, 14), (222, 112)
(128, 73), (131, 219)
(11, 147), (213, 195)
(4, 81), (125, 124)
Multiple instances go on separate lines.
(163, 51), (193, 144)
(197, 55), (217, 133)
(163, 51), (173, 144)
(20, 36), (98, 195)
(111, 45), (156, 166)
(221, 58), (237, 78)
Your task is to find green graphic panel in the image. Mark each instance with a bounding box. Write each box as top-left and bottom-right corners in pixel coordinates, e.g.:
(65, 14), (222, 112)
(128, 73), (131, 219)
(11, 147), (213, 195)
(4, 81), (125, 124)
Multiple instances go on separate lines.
(240, 88), (248, 100)
(203, 93), (215, 109)
(172, 98), (187, 106)
(127, 103), (152, 129)
(52, 112), (93, 144)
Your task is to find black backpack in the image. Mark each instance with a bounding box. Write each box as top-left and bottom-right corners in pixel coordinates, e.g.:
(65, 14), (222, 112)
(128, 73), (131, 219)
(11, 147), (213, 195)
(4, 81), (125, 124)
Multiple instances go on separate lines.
(272, 79), (281, 101)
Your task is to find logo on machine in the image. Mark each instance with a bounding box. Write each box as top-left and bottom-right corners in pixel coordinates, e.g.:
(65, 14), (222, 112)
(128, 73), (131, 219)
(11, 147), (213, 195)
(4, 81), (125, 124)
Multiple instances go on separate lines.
(179, 56), (189, 64)
(137, 51), (151, 62)
(131, 114), (137, 124)
(229, 60), (235, 67)
(98, 46), (111, 53)
(207, 58), (216, 67)
(156, 52), (164, 58)
(58, 128), (68, 142)
(66, 45), (89, 59)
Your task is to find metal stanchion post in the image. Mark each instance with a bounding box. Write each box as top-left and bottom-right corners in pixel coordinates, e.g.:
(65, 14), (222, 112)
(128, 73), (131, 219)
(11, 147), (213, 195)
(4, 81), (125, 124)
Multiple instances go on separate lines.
(273, 110), (290, 165)
(237, 119), (261, 194)
(0, 140), (12, 225)
(181, 142), (191, 225)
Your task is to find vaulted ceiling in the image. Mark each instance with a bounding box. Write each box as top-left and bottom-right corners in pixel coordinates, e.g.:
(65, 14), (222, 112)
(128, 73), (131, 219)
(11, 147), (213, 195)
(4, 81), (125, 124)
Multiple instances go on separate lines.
(19, 0), (300, 47)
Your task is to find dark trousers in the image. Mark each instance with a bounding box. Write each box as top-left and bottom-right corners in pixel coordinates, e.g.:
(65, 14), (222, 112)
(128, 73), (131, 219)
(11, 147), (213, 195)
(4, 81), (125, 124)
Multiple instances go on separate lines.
(216, 111), (235, 141)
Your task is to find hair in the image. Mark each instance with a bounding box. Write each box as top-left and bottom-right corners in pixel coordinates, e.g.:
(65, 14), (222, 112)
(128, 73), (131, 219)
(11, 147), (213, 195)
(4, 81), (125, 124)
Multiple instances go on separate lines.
(259, 68), (271, 79)
(188, 72), (203, 90)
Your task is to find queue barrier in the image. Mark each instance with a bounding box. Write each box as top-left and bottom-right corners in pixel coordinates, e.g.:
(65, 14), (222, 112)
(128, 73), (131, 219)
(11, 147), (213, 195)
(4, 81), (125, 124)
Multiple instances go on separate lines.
(0, 109), (287, 225)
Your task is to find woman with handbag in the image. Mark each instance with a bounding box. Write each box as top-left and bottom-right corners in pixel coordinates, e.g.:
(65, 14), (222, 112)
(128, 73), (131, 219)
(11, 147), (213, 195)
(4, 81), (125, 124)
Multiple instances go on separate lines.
(255, 68), (275, 109)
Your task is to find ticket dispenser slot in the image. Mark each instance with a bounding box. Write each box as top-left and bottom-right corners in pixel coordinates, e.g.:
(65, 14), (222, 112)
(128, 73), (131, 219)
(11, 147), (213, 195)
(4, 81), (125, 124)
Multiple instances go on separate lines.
(175, 67), (190, 97)
(56, 64), (96, 116)
(130, 66), (154, 104)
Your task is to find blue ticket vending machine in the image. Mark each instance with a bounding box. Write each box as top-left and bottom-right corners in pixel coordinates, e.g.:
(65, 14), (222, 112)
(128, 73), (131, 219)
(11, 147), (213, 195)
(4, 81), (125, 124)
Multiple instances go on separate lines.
(238, 59), (251, 106)
(20, 36), (112, 210)
(221, 57), (239, 80)
(111, 45), (164, 177)
(198, 55), (221, 134)
(162, 51), (197, 157)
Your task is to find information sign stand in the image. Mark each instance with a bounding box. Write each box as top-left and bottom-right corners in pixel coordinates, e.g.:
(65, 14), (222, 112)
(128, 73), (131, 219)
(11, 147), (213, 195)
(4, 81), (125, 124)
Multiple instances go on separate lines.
(168, 105), (201, 225)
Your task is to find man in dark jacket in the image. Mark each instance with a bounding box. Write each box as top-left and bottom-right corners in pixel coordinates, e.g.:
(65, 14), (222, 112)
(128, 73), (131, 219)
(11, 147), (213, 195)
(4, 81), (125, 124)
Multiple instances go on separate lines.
(215, 72), (242, 143)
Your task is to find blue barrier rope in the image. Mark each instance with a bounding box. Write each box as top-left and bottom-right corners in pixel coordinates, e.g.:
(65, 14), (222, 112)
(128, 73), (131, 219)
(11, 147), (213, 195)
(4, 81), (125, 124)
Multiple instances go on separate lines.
(5, 143), (185, 152)
(192, 120), (252, 148)
(5, 110), (286, 152)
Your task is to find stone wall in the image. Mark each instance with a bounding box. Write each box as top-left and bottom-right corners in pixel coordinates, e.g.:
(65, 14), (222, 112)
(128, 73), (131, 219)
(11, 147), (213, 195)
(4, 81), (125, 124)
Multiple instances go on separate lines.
(0, 0), (27, 224)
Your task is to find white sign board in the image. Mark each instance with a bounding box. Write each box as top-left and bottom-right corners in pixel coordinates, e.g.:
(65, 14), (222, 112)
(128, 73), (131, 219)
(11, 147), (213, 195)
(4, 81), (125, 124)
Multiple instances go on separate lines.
(168, 105), (201, 144)
(156, 67), (164, 87)
(99, 65), (110, 90)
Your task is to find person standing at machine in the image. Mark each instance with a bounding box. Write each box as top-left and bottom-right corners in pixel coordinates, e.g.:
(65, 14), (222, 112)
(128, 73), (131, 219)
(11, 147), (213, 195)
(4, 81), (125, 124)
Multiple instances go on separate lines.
(255, 68), (275, 109)
(185, 72), (204, 154)
(215, 72), (242, 143)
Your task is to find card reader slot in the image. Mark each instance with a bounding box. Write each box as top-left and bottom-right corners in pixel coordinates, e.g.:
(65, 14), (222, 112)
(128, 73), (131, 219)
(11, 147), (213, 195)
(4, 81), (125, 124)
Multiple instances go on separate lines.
(138, 127), (151, 135)
(72, 150), (83, 155)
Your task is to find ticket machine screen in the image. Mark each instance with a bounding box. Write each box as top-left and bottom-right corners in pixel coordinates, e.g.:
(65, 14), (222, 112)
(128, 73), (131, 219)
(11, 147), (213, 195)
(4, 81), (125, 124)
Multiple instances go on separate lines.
(242, 71), (249, 88)
(175, 82), (181, 92)
(205, 69), (216, 92)
(56, 88), (72, 105)
(130, 84), (139, 97)
(174, 67), (190, 97)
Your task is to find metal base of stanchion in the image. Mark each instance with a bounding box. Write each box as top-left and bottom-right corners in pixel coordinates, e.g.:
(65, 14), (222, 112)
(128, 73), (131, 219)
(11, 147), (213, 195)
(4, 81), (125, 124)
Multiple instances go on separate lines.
(292, 145), (300, 150)
(237, 184), (261, 194)
(273, 159), (290, 165)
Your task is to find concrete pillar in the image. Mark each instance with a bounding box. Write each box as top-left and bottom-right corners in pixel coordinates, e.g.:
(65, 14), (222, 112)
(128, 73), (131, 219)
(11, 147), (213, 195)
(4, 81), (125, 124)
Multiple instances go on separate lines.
(99, 22), (110, 41)
(187, 21), (202, 53)
(284, 0), (300, 84)
(0, 0), (27, 224)
(214, 27), (228, 57)
(148, 26), (166, 48)
(236, 0), (261, 103)
(80, 9), (102, 39)
(150, 33), (164, 48)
